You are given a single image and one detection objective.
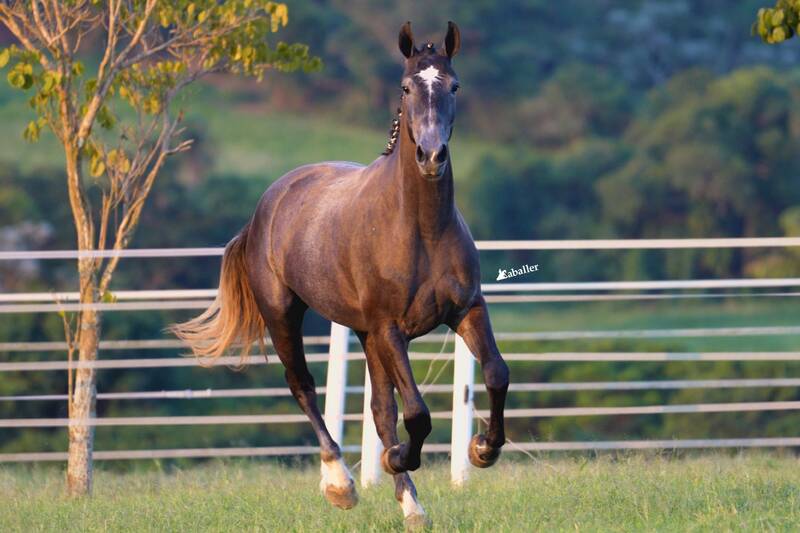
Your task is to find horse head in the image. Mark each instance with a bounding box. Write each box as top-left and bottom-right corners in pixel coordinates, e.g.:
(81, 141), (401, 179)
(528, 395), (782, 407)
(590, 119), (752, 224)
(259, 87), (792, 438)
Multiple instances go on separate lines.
(397, 21), (461, 178)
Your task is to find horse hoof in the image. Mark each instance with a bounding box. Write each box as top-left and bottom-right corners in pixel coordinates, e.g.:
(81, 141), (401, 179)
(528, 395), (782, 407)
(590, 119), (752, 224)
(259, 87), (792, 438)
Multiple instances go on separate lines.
(323, 479), (359, 510)
(468, 434), (501, 468)
(381, 444), (405, 475)
(404, 513), (432, 532)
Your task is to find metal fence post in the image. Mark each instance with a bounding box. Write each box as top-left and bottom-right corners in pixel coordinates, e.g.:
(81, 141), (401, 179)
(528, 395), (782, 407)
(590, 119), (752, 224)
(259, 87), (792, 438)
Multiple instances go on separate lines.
(451, 334), (475, 485)
(324, 322), (350, 446)
(360, 367), (383, 487)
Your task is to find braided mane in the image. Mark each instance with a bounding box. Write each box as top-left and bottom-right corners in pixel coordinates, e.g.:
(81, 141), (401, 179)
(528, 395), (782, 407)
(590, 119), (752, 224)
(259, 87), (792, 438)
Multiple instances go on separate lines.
(381, 106), (402, 156)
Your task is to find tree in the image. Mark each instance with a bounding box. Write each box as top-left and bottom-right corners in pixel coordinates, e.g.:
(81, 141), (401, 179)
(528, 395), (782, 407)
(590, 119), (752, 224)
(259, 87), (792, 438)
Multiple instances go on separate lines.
(597, 67), (800, 279)
(0, 0), (319, 496)
(517, 63), (632, 149)
(753, 0), (800, 43)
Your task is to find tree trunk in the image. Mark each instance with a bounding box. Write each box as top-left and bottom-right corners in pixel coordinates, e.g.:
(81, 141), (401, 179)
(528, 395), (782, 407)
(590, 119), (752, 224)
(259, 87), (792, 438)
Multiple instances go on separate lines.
(66, 265), (100, 497)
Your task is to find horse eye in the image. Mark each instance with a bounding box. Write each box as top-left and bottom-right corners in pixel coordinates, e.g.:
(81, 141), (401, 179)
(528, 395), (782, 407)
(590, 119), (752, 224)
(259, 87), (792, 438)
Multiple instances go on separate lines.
(451, 83), (460, 94)
(402, 85), (410, 95)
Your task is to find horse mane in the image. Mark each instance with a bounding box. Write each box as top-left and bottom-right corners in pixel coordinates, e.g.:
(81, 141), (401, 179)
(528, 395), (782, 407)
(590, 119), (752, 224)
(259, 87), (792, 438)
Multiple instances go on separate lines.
(381, 106), (402, 156)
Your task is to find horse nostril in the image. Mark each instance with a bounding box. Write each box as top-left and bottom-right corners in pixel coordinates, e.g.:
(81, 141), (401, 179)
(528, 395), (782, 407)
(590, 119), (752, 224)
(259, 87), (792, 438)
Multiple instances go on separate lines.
(434, 144), (448, 164)
(415, 145), (426, 164)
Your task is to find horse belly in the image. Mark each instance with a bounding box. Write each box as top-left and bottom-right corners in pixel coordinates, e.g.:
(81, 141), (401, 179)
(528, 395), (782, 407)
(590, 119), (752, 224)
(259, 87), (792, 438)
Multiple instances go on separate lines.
(279, 231), (367, 327)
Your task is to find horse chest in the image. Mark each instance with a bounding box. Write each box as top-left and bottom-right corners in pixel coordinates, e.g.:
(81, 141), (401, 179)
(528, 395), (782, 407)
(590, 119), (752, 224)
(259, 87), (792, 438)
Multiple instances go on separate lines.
(394, 272), (476, 337)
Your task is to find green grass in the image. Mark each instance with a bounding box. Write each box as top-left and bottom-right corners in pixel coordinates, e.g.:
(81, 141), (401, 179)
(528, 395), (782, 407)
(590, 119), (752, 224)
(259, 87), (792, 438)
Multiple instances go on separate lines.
(2, 454), (800, 531)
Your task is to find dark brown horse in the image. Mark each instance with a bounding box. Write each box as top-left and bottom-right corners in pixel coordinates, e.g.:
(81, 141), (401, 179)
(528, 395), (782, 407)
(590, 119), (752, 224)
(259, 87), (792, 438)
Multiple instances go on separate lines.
(172, 21), (509, 527)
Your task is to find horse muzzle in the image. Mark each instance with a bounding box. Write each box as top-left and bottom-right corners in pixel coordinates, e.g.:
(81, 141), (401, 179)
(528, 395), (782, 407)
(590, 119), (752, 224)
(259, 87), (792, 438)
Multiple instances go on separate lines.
(415, 143), (448, 177)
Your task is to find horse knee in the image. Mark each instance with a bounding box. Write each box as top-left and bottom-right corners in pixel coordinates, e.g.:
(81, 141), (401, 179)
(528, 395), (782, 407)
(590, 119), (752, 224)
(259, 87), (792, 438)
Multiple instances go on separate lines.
(403, 404), (432, 441)
(484, 357), (509, 391)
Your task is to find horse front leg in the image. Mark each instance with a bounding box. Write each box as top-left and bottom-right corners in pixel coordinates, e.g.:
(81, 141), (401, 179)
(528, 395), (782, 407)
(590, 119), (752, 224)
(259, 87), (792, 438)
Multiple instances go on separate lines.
(365, 326), (432, 475)
(453, 297), (510, 468)
(358, 331), (430, 529)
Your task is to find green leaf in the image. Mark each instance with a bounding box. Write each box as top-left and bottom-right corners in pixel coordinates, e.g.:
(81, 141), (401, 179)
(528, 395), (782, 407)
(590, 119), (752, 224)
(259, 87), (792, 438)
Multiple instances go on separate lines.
(107, 149), (130, 173)
(7, 66), (33, 90)
(23, 120), (40, 142)
(0, 48), (9, 69)
(97, 105), (116, 130)
(84, 77), (97, 96)
(41, 71), (60, 93)
(101, 290), (117, 304)
(90, 154), (105, 177)
(7, 69), (25, 89)
(71, 61), (84, 77)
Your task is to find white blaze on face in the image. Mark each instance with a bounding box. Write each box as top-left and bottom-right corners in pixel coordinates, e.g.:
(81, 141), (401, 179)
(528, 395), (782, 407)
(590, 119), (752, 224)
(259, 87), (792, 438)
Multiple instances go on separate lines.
(416, 65), (441, 94)
(416, 65), (441, 124)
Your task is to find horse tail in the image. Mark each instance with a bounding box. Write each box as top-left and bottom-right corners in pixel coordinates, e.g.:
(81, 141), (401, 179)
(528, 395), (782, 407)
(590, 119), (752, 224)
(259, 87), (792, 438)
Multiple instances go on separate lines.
(169, 222), (265, 366)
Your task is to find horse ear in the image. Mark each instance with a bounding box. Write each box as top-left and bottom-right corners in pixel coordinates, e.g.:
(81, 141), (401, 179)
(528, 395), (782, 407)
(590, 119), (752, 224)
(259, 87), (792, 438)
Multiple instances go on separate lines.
(444, 21), (460, 59)
(399, 21), (415, 58)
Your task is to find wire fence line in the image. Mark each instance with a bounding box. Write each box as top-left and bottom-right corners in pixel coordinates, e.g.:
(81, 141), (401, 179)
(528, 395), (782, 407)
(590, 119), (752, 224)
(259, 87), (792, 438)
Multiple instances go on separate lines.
(0, 301), (214, 313)
(474, 237), (800, 250)
(3, 325), (800, 356)
(5, 378), (800, 403)
(0, 445), (359, 463)
(6, 279), (800, 314)
(3, 237), (800, 261)
(6, 289), (800, 304)
(0, 336), (333, 352)
(0, 289), (218, 303)
(5, 437), (800, 463)
(4, 401), (800, 428)
(485, 291), (800, 303)
(7, 349), (800, 373)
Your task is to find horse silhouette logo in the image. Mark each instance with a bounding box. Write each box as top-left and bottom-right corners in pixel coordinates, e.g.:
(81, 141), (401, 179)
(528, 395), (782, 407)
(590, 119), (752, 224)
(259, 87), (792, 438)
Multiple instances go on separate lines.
(496, 264), (539, 281)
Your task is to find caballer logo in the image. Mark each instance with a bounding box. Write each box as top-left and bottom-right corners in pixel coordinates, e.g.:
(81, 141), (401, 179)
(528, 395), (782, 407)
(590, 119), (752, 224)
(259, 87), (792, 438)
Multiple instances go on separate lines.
(496, 263), (539, 281)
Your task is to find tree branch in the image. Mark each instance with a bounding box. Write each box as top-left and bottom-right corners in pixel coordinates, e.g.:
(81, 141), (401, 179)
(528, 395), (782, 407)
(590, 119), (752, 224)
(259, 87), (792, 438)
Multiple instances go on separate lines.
(0, 4), (54, 70)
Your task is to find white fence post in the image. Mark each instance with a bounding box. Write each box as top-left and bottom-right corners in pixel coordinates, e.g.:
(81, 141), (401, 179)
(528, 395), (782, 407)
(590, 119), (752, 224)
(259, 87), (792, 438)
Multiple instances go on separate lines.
(324, 322), (350, 446)
(360, 367), (383, 487)
(451, 334), (475, 486)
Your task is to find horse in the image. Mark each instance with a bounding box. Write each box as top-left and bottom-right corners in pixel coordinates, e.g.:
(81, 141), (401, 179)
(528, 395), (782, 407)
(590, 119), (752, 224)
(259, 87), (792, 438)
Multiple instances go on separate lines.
(172, 21), (509, 528)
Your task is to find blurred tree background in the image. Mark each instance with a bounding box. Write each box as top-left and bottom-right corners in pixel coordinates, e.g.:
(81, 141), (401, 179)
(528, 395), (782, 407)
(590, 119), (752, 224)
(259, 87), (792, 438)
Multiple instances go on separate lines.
(4, 0), (800, 459)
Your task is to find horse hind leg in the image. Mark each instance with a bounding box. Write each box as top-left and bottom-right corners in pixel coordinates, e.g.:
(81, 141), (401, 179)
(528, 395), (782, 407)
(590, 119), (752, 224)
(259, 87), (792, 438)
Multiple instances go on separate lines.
(258, 292), (358, 510)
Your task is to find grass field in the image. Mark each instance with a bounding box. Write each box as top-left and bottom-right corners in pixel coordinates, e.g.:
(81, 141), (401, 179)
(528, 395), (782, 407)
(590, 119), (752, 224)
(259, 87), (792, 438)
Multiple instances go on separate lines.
(2, 454), (800, 532)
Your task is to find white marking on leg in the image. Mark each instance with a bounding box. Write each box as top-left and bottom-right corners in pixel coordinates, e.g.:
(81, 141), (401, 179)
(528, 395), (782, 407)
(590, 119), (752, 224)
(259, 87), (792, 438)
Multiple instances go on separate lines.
(400, 488), (426, 519)
(320, 457), (354, 491)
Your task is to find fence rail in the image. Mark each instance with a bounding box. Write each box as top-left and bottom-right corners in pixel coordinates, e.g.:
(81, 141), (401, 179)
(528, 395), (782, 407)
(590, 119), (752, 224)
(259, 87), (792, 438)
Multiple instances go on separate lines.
(3, 239), (800, 486)
(3, 236), (800, 261)
(7, 349), (800, 373)
(6, 377), (800, 403)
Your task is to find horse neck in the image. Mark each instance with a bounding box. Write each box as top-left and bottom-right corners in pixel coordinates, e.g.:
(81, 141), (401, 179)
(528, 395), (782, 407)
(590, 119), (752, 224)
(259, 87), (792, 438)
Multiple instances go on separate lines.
(387, 114), (455, 240)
